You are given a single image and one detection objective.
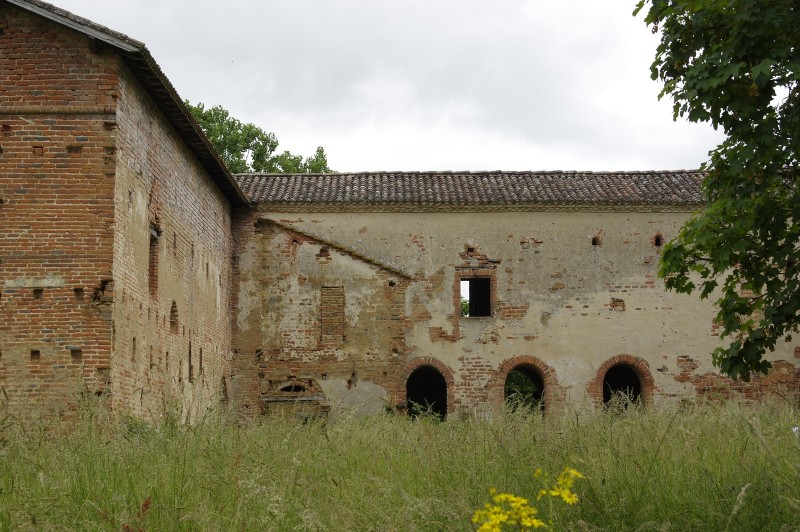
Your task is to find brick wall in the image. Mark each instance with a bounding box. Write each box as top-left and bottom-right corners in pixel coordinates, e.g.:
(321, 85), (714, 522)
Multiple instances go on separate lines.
(0, 4), (118, 409)
(0, 5), (233, 418)
(111, 64), (233, 419)
(231, 215), (410, 416)
(239, 212), (800, 416)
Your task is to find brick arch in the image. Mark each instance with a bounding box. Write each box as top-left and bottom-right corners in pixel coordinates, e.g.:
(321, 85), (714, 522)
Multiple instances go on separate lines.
(401, 357), (456, 415)
(491, 356), (559, 412)
(587, 354), (654, 407)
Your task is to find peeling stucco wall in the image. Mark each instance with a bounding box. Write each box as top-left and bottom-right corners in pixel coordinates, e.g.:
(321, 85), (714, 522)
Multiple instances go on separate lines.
(232, 210), (800, 417)
(231, 215), (410, 417)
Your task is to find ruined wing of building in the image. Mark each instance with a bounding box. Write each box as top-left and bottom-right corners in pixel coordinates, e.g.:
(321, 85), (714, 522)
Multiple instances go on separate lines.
(1, 0), (798, 420)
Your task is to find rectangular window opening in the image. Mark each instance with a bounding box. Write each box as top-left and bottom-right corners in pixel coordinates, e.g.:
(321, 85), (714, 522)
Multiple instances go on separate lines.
(460, 277), (491, 317)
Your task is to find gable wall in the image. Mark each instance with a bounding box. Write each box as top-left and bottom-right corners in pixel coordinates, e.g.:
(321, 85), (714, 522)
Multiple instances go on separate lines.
(231, 212), (409, 416)
(0, 4), (118, 409)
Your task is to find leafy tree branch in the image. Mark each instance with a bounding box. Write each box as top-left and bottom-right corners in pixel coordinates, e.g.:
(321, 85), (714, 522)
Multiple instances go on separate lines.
(635, 0), (800, 379)
(186, 101), (332, 174)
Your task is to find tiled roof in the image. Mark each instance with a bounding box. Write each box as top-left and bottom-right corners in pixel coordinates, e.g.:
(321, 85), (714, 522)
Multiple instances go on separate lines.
(5, 0), (248, 206)
(236, 171), (705, 209)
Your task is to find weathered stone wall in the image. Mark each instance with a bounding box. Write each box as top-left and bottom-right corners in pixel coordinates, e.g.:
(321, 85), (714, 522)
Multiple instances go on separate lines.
(0, 4), (118, 409)
(111, 64), (233, 419)
(234, 210), (800, 416)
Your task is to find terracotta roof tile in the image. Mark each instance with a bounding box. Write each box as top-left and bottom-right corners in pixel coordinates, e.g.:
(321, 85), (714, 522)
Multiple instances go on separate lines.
(236, 170), (704, 208)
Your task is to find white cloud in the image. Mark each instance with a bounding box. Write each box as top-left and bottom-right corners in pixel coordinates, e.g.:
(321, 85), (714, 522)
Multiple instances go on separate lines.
(54, 0), (723, 171)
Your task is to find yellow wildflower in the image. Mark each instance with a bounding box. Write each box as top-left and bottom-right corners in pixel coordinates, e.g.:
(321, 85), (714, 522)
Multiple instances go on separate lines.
(472, 467), (583, 530)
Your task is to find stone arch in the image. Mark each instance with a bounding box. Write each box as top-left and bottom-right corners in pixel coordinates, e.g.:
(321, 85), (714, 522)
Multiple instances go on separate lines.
(492, 356), (559, 413)
(402, 357), (455, 418)
(587, 354), (654, 407)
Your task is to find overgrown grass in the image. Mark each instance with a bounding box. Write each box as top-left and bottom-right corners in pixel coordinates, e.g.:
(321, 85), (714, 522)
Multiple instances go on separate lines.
(1, 399), (799, 530)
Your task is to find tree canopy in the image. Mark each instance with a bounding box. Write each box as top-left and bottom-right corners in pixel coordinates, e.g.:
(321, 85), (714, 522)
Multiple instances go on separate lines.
(635, 0), (800, 379)
(185, 102), (332, 174)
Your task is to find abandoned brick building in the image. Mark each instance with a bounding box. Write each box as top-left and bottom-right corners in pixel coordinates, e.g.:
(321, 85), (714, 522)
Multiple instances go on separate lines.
(1, 0), (799, 420)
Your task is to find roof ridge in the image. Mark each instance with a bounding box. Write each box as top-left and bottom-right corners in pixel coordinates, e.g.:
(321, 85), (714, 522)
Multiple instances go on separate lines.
(236, 171), (706, 207)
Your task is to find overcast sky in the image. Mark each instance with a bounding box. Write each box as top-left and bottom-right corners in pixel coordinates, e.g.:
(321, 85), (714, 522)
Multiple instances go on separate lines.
(55, 0), (724, 172)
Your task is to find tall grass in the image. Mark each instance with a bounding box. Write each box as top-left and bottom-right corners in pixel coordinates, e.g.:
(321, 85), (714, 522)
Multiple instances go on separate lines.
(1, 399), (798, 530)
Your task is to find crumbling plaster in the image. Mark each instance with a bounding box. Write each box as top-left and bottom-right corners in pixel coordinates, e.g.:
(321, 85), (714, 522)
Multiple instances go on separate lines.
(233, 210), (798, 415)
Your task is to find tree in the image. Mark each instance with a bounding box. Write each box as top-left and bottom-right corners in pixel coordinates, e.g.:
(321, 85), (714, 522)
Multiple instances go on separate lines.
(635, 0), (800, 379)
(185, 102), (332, 174)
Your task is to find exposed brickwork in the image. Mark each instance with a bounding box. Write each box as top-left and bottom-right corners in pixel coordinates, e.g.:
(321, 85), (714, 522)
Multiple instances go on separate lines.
(110, 65), (233, 418)
(231, 216), (410, 415)
(675, 356), (800, 402)
(320, 286), (345, 346)
(0, 5), (232, 418)
(0, 4), (118, 408)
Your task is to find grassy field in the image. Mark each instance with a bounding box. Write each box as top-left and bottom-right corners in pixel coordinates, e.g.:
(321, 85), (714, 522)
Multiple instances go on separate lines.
(1, 399), (799, 530)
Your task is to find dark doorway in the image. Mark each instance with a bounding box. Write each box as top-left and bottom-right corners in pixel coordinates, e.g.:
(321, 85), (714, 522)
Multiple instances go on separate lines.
(504, 365), (545, 411)
(603, 364), (642, 405)
(406, 365), (447, 419)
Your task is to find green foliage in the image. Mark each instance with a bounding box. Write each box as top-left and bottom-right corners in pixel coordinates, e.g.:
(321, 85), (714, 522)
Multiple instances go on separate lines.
(1, 403), (799, 529)
(504, 370), (543, 411)
(461, 296), (470, 317)
(185, 101), (332, 174)
(635, 0), (800, 379)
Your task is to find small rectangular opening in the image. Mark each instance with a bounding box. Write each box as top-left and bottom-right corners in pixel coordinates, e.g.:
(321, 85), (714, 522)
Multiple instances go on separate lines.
(30, 349), (40, 361)
(149, 224), (160, 297)
(460, 277), (491, 317)
(74, 287), (84, 300)
(70, 348), (82, 360)
(188, 341), (194, 383)
(32, 288), (43, 299)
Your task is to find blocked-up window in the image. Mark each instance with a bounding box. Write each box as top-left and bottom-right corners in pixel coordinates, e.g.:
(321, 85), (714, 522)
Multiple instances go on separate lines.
(461, 277), (491, 317)
(148, 224), (160, 297)
(320, 286), (345, 344)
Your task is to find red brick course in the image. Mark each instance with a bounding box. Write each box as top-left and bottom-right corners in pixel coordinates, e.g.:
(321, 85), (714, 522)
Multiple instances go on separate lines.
(0, 5), (118, 408)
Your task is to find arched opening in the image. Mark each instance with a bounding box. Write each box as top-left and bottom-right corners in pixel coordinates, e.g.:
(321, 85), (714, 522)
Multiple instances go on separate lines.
(406, 365), (447, 420)
(280, 384), (306, 393)
(504, 365), (545, 411)
(602, 364), (642, 405)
